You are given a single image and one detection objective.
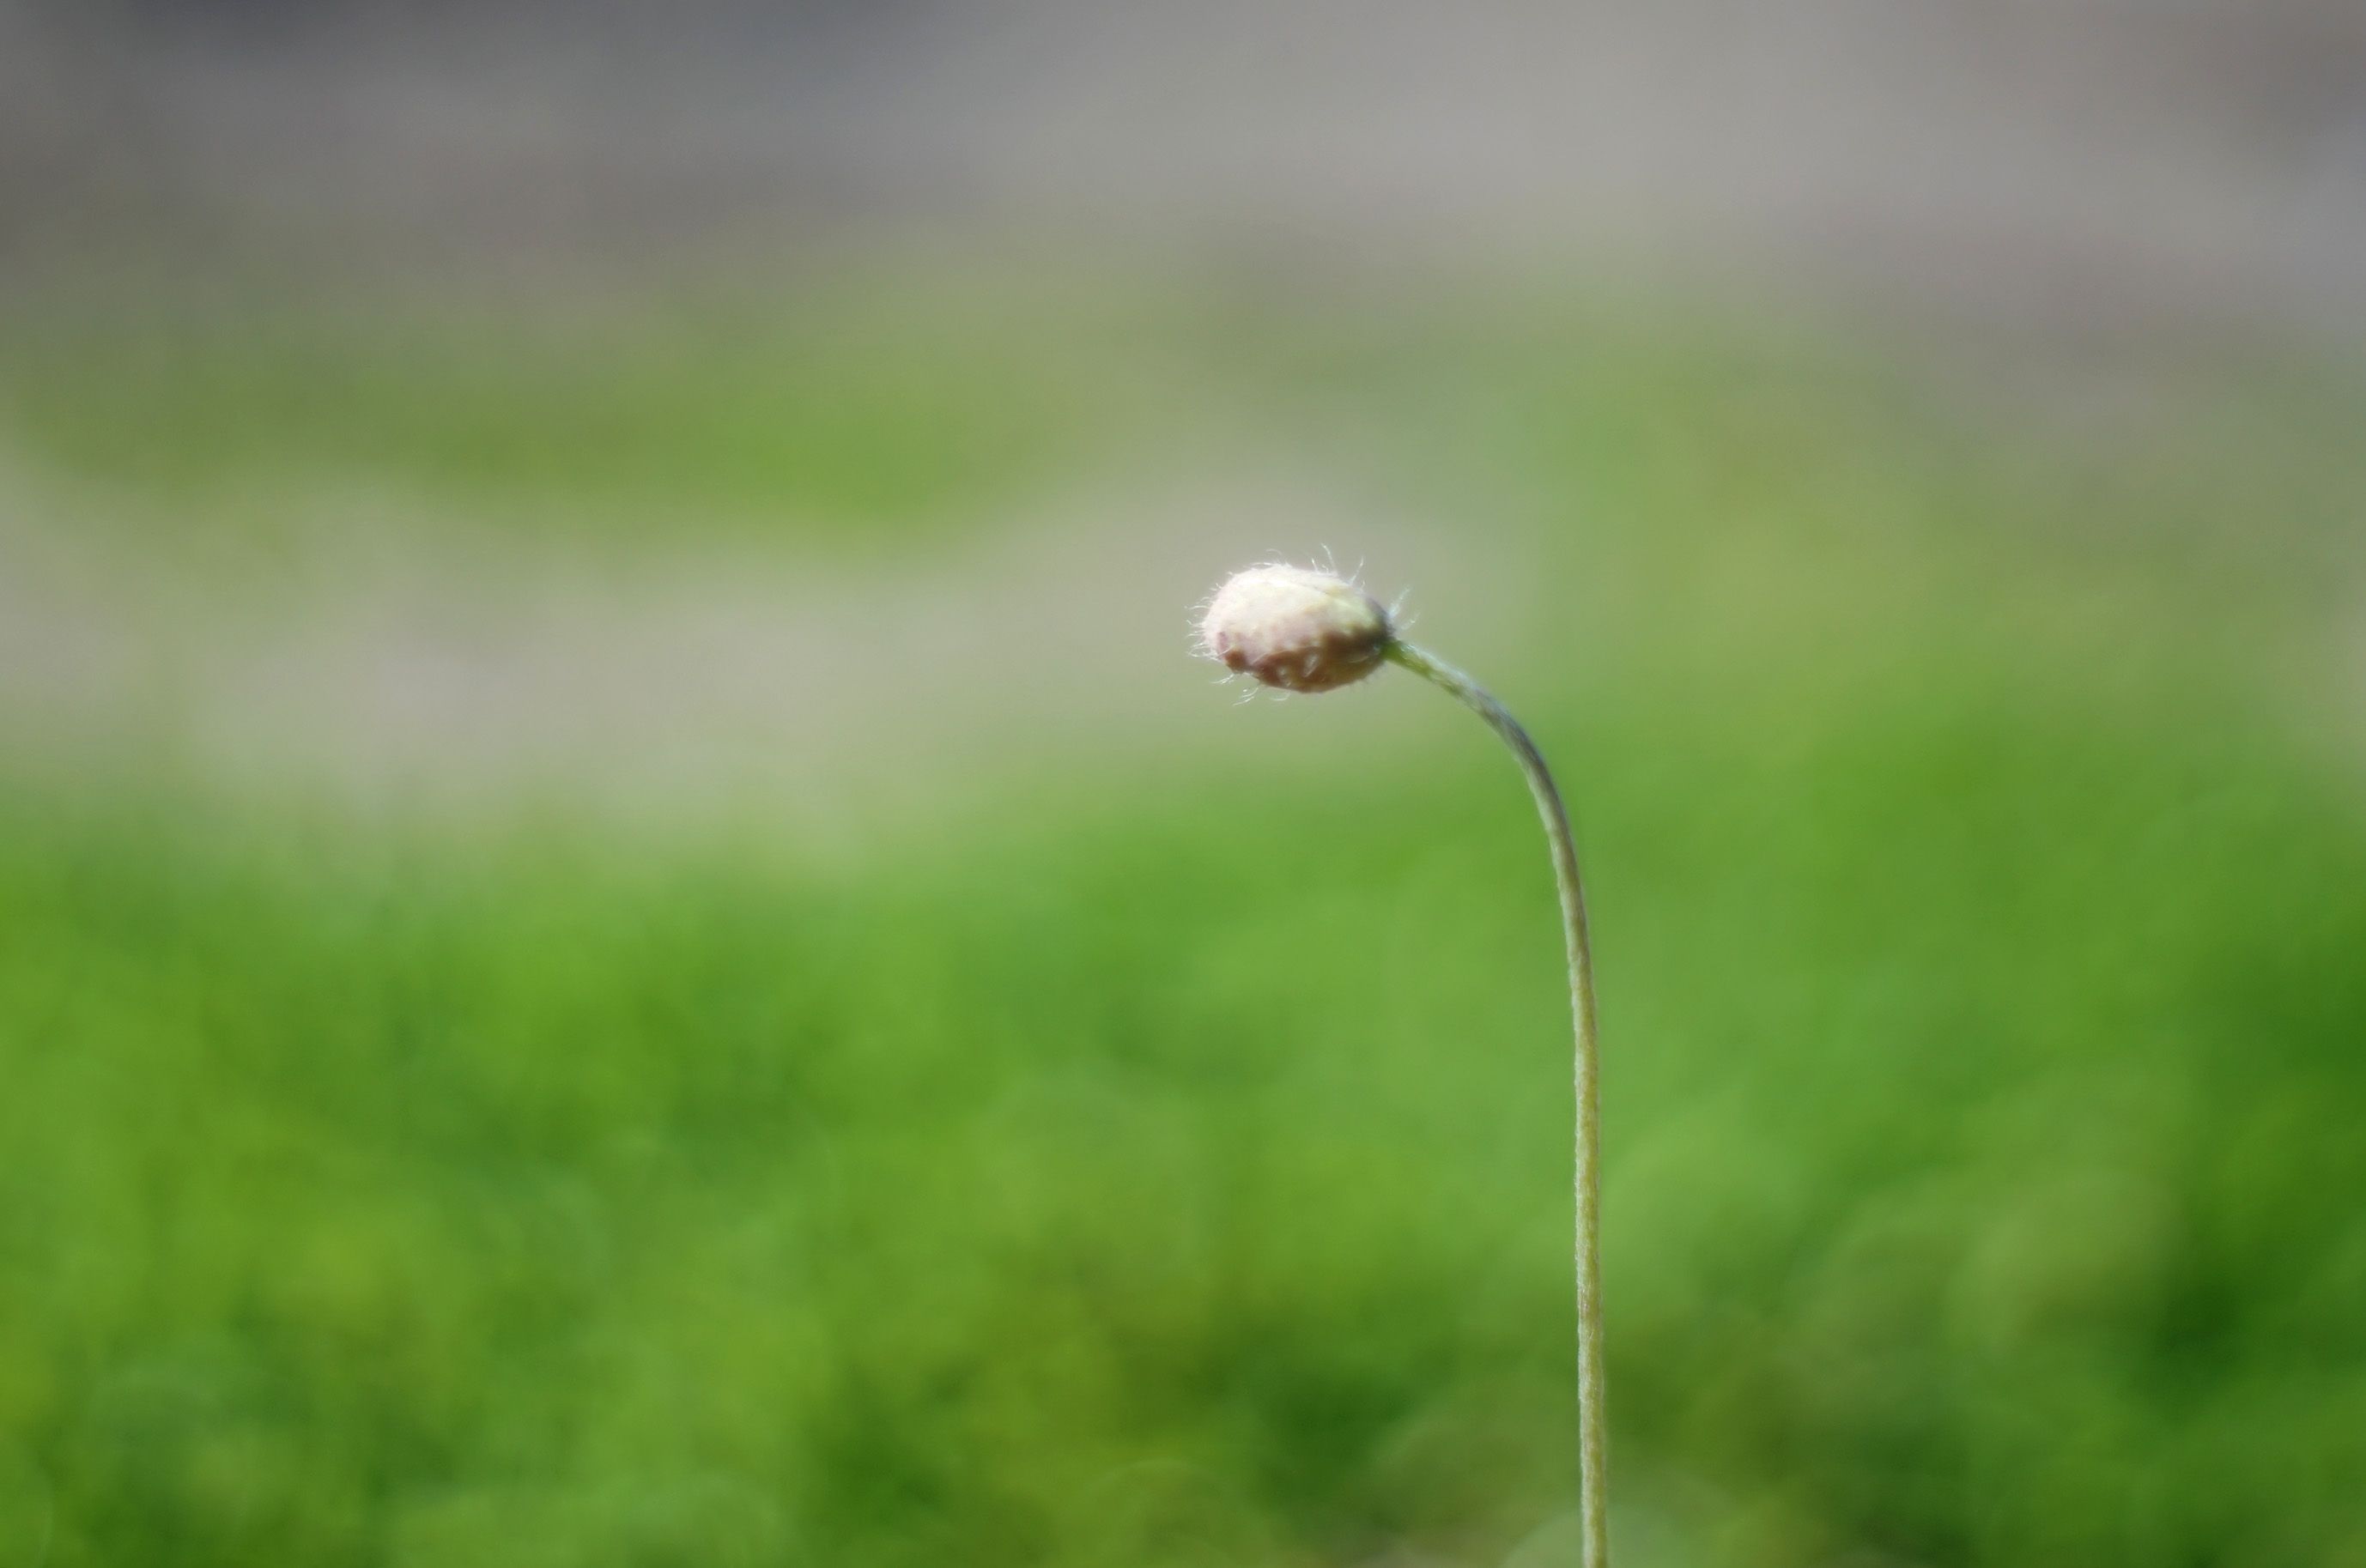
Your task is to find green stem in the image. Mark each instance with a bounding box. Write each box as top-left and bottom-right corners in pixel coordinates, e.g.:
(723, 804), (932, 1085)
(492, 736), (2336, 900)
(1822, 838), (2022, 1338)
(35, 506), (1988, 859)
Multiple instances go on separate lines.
(1386, 639), (1608, 1568)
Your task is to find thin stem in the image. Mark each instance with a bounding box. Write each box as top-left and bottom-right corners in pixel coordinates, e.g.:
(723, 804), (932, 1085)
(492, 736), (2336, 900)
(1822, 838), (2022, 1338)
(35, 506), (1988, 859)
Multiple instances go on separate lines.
(1386, 639), (1608, 1568)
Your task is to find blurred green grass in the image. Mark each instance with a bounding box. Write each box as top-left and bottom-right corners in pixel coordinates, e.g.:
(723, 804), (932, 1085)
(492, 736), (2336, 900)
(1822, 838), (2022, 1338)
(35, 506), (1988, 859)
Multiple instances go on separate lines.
(3, 276), (2364, 1566)
(0, 277), (1150, 538)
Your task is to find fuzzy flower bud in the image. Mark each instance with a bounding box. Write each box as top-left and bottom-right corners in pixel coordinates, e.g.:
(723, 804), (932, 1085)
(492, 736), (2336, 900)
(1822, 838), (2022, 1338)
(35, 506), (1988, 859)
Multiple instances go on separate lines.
(1198, 564), (1395, 693)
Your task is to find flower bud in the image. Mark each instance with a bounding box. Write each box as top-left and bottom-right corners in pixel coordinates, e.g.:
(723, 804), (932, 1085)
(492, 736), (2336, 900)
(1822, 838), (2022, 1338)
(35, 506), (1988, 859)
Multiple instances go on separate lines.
(1198, 564), (1394, 693)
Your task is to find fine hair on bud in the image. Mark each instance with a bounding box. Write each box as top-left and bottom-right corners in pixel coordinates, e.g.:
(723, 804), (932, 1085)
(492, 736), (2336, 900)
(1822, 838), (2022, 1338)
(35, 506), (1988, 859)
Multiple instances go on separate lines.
(1198, 563), (1396, 694)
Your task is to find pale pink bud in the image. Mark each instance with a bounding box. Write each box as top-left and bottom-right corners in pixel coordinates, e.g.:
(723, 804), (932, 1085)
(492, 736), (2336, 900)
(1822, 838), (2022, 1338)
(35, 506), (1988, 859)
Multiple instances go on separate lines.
(1198, 564), (1395, 694)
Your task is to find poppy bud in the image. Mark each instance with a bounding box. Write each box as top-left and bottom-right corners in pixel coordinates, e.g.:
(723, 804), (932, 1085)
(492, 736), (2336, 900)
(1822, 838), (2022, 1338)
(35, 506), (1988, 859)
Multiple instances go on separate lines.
(1198, 564), (1394, 694)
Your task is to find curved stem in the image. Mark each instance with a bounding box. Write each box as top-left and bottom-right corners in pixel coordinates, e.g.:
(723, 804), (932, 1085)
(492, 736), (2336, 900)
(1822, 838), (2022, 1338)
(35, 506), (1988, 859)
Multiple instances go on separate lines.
(1386, 639), (1608, 1568)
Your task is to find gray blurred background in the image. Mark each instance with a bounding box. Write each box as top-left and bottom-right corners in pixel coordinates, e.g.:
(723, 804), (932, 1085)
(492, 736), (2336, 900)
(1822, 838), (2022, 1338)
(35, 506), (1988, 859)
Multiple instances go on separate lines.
(8, 0), (2364, 326)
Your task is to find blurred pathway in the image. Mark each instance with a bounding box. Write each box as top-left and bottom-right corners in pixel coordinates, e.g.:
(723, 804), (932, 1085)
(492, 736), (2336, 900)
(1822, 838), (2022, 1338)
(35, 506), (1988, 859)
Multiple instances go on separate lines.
(0, 458), (1489, 826)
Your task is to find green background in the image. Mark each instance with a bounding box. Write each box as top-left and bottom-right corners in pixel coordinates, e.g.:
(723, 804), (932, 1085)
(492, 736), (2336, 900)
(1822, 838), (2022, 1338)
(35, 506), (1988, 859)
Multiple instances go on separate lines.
(3, 270), (2363, 1566)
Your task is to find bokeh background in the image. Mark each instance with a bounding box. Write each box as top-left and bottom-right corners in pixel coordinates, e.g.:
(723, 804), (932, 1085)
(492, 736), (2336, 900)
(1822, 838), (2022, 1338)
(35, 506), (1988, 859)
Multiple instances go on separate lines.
(4, 3), (2366, 1565)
